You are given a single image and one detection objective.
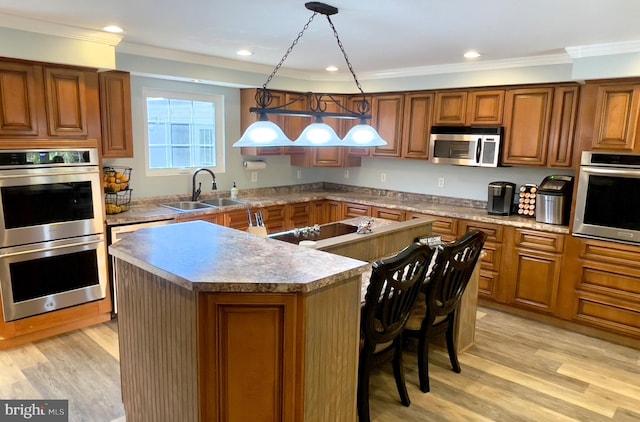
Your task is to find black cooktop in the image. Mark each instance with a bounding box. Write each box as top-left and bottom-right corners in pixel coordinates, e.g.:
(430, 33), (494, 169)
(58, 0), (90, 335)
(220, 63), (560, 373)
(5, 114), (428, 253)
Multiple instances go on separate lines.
(269, 222), (358, 245)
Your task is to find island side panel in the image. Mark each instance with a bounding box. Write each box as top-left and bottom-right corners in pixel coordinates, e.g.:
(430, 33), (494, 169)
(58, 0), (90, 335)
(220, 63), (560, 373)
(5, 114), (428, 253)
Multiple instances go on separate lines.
(303, 275), (361, 422)
(198, 292), (302, 422)
(116, 259), (199, 422)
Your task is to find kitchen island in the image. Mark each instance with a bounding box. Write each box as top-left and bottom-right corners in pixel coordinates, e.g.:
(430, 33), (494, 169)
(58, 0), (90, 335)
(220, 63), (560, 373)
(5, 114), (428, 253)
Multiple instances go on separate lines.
(110, 219), (438, 422)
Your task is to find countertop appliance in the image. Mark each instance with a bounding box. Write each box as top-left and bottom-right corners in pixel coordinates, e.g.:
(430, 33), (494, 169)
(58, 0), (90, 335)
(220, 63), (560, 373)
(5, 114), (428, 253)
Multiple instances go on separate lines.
(0, 148), (107, 321)
(487, 181), (515, 215)
(429, 126), (503, 167)
(574, 151), (640, 244)
(536, 175), (574, 225)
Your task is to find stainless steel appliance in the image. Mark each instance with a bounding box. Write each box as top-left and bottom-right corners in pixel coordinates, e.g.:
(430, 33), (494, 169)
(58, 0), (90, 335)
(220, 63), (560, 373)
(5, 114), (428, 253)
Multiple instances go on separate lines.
(108, 219), (174, 316)
(536, 175), (574, 225)
(487, 181), (515, 215)
(0, 148), (107, 321)
(429, 126), (503, 167)
(574, 151), (640, 244)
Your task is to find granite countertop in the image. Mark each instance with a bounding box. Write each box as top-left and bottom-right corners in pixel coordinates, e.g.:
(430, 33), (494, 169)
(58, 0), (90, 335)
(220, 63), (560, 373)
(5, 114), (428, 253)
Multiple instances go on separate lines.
(105, 188), (569, 234)
(108, 220), (369, 293)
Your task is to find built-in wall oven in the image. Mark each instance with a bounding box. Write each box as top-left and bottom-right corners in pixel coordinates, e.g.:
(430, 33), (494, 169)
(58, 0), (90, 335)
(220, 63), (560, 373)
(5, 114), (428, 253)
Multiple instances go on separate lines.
(0, 148), (107, 322)
(573, 151), (640, 244)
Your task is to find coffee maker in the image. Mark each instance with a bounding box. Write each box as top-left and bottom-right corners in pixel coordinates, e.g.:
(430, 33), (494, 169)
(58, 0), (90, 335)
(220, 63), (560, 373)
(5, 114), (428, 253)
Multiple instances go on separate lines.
(487, 181), (516, 215)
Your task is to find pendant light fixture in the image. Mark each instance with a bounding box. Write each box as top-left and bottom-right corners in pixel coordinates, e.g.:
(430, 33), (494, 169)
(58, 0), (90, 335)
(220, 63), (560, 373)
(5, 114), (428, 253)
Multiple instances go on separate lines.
(233, 2), (387, 148)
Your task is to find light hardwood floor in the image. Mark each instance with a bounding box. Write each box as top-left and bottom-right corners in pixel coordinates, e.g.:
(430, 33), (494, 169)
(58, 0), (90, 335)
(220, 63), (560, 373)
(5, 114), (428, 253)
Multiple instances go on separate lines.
(1, 307), (639, 422)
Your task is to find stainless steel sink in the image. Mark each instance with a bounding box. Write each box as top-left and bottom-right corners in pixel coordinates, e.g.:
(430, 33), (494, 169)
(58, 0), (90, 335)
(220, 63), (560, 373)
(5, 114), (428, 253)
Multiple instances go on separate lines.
(200, 198), (246, 207)
(159, 201), (217, 212)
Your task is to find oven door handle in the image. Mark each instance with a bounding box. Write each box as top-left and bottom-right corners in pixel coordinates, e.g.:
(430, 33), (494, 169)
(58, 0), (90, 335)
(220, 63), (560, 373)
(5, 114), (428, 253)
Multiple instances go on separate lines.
(0, 239), (103, 258)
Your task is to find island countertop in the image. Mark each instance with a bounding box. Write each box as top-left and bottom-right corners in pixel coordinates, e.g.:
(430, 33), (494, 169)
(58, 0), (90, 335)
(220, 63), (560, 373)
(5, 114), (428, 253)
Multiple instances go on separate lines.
(108, 220), (369, 293)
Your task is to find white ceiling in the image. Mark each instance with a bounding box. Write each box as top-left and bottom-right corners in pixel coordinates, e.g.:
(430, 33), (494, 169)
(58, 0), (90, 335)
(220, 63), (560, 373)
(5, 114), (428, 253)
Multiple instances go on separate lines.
(1, 0), (640, 80)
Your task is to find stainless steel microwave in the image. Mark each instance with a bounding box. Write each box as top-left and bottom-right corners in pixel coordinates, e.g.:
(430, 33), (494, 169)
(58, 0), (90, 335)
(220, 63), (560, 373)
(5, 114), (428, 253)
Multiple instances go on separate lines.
(429, 126), (503, 167)
(573, 151), (640, 244)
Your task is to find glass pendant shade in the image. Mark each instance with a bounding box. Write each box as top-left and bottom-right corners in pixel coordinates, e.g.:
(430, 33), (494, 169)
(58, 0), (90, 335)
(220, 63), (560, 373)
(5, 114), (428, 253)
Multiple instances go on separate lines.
(232, 119), (293, 148)
(293, 121), (342, 147)
(342, 123), (387, 147)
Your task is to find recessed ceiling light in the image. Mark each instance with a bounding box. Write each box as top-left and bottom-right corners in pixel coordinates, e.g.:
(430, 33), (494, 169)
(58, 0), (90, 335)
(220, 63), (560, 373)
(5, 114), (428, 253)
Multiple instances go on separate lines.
(103, 25), (123, 33)
(464, 51), (481, 59)
(326, 65), (338, 72)
(237, 49), (252, 56)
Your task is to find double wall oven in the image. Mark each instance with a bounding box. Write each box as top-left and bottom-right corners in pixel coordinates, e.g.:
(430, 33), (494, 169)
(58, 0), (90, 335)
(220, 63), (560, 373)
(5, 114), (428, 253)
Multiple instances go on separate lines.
(0, 148), (107, 322)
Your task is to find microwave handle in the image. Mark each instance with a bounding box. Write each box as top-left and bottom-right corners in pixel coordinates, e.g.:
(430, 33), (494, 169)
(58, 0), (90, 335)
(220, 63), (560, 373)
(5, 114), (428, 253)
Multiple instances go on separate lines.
(475, 138), (482, 164)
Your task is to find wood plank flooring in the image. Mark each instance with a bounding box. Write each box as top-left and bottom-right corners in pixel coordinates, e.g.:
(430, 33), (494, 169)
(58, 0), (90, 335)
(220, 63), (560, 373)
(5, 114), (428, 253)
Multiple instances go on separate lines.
(1, 307), (639, 421)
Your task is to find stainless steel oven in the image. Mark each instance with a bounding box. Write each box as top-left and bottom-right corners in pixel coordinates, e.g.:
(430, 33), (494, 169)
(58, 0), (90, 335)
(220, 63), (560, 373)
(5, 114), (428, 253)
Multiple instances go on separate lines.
(0, 148), (107, 322)
(573, 151), (640, 244)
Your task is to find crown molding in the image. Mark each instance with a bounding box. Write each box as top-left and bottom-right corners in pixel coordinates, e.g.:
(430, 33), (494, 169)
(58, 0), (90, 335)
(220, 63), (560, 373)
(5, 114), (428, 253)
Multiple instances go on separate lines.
(0, 12), (122, 45)
(566, 40), (640, 58)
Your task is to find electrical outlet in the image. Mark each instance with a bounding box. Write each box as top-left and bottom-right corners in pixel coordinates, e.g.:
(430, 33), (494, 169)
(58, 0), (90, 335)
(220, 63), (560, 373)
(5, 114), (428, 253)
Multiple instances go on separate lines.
(297, 170), (302, 179)
(344, 170), (349, 179)
(438, 177), (445, 188)
(380, 172), (387, 182)
(251, 172), (258, 183)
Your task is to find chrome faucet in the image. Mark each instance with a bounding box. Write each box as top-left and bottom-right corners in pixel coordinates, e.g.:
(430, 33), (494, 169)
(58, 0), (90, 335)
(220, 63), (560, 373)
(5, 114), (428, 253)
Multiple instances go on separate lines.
(192, 168), (217, 201)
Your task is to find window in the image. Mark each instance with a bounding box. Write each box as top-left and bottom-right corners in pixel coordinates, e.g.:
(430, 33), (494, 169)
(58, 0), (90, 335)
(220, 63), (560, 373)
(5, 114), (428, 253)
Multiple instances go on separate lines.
(144, 88), (225, 174)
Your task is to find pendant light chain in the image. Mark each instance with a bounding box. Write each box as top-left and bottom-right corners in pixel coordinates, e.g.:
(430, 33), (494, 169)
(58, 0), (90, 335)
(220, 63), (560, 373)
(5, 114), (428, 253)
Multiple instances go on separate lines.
(262, 12), (318, 89)
(325, 15), (365, 96)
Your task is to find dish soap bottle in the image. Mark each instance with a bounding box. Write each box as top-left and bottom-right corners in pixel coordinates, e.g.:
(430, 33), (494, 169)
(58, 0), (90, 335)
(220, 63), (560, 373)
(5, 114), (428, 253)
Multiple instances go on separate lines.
(230, 182), (239, 199)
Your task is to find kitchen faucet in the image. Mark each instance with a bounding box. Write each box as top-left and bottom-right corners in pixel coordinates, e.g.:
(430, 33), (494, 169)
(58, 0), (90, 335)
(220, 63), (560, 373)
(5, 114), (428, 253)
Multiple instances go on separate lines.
(192, 168), (217, 201)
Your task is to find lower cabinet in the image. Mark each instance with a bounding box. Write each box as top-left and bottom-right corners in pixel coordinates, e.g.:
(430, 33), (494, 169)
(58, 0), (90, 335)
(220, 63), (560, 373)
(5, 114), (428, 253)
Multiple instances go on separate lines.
(502, 228), (565, 313)
(342, 202), (371, 219)
(288, 202), (313, 229)
(559, 236), (640, 338)
(174, 212), (222, 225)
(458, 220), (504, 301)
(371, 206), (405, 221)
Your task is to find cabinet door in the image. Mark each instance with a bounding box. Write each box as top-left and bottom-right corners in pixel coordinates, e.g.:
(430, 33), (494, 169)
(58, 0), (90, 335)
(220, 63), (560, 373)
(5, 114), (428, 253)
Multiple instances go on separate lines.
(547, 86), (579, 167)
(99, 71), (133, 158)
(434, 91), (468, 125)
(402, 92), (434, 159)
(371, 94), (404, 157)
(43, 67), (88, 137)
(502, 87), (553, 166)
(312, 201), (328, 225)
(0, 62), (40, 136)
(504, 229), (564, 313)
(458, 220), (504, 301)
(239, 89), (287, 156)
(175, 212), (222, 225)
(407, 212), (458, 242)
(224, 209), (251, 231)
(261, 204), (287, 234)
(288, 202), (312, 229)
(468, 90), (504, 125)
(326, 201), (342, 222)
(591, 84), (640, 152)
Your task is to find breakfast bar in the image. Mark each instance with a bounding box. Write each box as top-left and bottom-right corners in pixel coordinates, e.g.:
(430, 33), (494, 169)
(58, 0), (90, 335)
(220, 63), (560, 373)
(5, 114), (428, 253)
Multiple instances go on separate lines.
(109, 217), (437, 421)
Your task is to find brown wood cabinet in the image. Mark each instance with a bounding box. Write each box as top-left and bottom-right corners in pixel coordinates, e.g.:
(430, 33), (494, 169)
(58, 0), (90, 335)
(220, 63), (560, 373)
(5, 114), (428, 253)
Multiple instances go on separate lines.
(406, 212), (458, 243)
(174, 212), (222, 225)
(559, 236), (640, 338)
(590, 83), (640, 152)
(99, 71), (133, 158)
(223, 209), (251, 231)
(402, 92), (434, 159)
(0, 59), (100, 145)
(326, 200), (342, 222)
(434, 89), (504, 126)
(288, 202), (313, 229)
(371, 94), (405, 157)
(502, 87), (554, 166)
(502, 228), (565, 313)
(547, 86), (579, 167)
(459, 220), (504, 301)
(260, 204), (287, 233)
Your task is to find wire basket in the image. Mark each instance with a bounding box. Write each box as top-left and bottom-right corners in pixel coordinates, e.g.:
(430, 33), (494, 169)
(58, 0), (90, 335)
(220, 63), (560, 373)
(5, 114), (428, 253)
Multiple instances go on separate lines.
(105, 189), (132, 214)
(103, 166), (132, 193)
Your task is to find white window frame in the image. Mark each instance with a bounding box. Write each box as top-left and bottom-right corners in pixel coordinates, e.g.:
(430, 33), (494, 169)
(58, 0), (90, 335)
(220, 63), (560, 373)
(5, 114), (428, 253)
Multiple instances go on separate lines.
(143, 87), (226, 176)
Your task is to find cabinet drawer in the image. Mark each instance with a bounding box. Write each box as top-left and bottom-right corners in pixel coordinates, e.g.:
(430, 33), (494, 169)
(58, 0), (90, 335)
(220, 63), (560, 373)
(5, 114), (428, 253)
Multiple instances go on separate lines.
(459, 220), (503, 242)
(574, 291), (640, 338)
(372, 207), (405, 222)
(478, 269), (498, 298)
(515, 229), (564, 253)
(479, 243), (501, 272)
(407, 213), (457, 235)
(342, 203), (371, 218)
(577, 262), (640, 300)
(262, 205), (287, 221)
(580, 239), (640, 269)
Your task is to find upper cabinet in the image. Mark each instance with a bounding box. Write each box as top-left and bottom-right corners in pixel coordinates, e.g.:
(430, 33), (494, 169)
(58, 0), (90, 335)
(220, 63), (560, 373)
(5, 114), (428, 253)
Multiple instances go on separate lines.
(503, 85), (578, 167)
(434, 89), (504, 126)
(0, 60), (100, 145)
(401, 92), (434, 159)
(99, 71), (134, 158)
(370, 94), (405, 157)
(590, 83), (640, 153)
